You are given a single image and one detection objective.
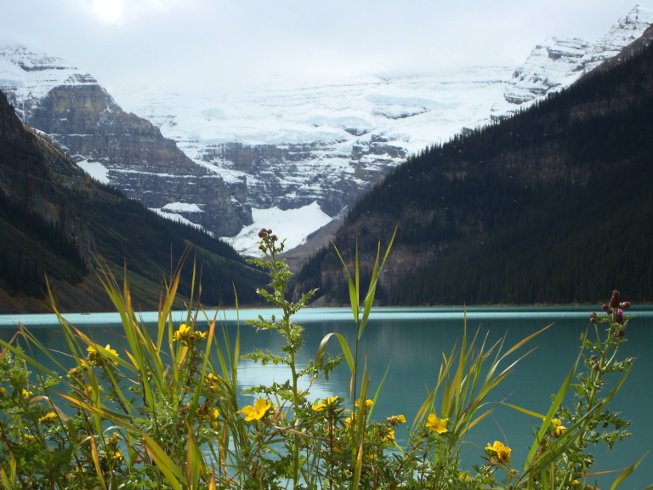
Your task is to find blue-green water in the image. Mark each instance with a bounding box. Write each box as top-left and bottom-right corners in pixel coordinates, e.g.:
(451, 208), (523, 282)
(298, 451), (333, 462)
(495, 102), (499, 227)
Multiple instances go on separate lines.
(2, 306), (652, 488)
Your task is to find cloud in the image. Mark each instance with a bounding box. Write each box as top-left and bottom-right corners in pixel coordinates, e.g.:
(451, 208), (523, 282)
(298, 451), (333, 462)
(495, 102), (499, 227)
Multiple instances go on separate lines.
(2, 0), (652, 97)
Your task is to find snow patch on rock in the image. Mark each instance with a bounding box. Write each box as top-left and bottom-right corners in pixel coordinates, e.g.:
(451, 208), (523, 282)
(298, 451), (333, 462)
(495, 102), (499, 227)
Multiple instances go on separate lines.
(224, 202), (332, 256)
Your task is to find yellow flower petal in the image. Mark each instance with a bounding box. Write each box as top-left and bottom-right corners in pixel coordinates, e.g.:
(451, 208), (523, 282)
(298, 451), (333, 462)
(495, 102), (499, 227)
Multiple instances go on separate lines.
(426, 413), (448, 434)
(240, 398), (273, 421)
(485, 440), (511, 464)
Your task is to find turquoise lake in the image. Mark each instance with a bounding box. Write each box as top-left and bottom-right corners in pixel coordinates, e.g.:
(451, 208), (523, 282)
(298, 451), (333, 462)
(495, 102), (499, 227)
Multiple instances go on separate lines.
(1, 306), (652, 489)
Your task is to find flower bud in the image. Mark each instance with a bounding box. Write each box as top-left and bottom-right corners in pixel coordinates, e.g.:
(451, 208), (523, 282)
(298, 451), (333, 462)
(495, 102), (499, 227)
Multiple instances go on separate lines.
(602, 303), (611, 313)
(592, 363), (600, 371)
(615, 308), (624, 324)
(620, 301), (631, 310)
(258, 228), (268, 238)
(589, 312), (598, 323)
(609, 290), (620, 309)
(271, 234), (278, 242)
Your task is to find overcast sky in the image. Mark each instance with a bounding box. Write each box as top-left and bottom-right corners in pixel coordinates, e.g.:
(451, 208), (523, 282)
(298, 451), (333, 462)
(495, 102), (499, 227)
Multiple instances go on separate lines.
(2, 0), (652, 97)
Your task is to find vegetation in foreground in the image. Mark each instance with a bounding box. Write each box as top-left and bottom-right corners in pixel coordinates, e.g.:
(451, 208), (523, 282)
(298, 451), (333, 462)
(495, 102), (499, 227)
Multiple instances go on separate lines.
(0, 230), (644, 489)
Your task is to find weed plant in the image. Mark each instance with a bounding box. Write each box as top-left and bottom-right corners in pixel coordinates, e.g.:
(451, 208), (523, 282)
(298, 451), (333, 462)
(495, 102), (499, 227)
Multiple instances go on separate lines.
(0, 231), (644, 489)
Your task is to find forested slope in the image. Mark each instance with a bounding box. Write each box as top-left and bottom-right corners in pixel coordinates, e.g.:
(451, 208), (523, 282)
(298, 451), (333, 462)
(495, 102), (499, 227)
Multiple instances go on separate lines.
(295, 34), (653, 305)
(0, 91), (264, 312)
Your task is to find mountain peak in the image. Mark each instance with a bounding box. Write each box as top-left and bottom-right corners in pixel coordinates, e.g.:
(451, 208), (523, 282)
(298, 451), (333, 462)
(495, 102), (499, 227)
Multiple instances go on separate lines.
(499, 4), (653, 110)
(0, 43), (98, 104)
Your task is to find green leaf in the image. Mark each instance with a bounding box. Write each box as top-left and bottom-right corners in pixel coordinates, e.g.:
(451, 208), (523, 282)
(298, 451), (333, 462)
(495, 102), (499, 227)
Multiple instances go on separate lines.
(316, 332), (354, 373)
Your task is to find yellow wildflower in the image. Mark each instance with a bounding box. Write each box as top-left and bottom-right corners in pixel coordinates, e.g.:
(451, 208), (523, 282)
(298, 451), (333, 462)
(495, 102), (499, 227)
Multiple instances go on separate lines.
(21, 388), (32, 399)
(325, 395), (339, 406)
(344, 416), (353, 426)
(485, 440), (511, 464)
(0, 386), (6, 396)
(38, 412), (58, 424)
(551, 418), (567, 437)
(311, 396), (339, 412)
(354, 399), (373, 409)
(111, 450), (122, 461)
(383, 427), (395, 444)
(240, 398), (273, 422)
(173, 323), (207, 342)
(87, 344), (119, 365)
(209, 408), (220, 429)
(426, 413), (448, 434)
(387, 414), (407, 425)
(173, 323), (192, 341)
(23, 434), (36, 442)
(312, 400), (327, 412)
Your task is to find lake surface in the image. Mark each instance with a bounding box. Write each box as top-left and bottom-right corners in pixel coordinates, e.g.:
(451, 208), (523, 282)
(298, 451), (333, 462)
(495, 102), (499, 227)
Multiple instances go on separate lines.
(2, 306), (652, 489)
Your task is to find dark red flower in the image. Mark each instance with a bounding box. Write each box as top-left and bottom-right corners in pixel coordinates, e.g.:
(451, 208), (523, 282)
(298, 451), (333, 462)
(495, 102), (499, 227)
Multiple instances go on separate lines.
(609, 290), (621, 309)
(615, 308), (624, 324)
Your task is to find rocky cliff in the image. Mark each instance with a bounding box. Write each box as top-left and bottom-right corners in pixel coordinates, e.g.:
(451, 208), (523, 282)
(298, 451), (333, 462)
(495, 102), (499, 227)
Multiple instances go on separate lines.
(0, 89), (263, 312)
(0, 45), (249, 236)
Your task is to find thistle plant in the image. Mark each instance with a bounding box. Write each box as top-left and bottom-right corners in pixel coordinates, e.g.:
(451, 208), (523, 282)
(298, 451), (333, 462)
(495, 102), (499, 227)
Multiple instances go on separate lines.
(517, 289), (638, 489)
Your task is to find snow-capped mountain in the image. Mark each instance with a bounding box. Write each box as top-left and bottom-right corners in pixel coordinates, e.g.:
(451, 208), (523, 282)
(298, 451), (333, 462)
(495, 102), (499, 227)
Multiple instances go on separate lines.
(1, 5), (651, 257)
(496, 5), (653, 113)
(0, 44), (248, 236)
(120, 5), (652, 255)
(120, 66), (513, 234)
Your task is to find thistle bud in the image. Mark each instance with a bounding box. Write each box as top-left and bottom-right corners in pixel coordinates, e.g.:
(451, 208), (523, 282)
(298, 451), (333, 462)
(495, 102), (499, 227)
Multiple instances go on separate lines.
(620, 301), (631, 310)
(589, 312), (598, 323)
(270, 234), (278, 242)
(615, 308), (624, 324)
(602, 303), (611, 313)
(592, 363), (600, 371)
(258, 228), (268, 238)
(609, 290), (621, 309)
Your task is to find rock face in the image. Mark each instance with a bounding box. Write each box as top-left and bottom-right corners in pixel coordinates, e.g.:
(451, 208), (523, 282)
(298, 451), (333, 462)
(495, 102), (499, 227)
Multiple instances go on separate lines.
(199, 137), (407, 216)
(123, 66), (514, 253)
(0, 45), (248, 236)
(497, 6), (653, 113)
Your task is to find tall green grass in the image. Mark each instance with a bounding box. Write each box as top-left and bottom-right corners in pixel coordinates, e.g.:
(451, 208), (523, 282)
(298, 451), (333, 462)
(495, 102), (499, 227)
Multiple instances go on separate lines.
(0, 232), (644, 489)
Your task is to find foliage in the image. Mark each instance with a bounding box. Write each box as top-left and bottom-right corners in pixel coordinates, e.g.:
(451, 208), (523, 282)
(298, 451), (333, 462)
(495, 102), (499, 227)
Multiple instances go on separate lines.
(0, 232), (643, 489)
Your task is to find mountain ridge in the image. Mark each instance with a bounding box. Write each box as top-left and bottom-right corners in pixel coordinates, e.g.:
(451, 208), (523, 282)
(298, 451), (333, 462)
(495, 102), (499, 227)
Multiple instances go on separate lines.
(1, 6), (651, 260)
(0, 90), (263, 312)
(293, 25), (653, 305)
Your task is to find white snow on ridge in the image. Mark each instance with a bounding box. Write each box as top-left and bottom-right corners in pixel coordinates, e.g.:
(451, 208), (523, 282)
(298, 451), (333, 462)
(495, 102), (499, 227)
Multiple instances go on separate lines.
(75, 159), (110, 184)
(119, 66), (515, 155)
(149, 208), (206, 231)
(0, 44), (97, 104)
(162, 202), (203, 213)
(224, 202), (332, 256)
